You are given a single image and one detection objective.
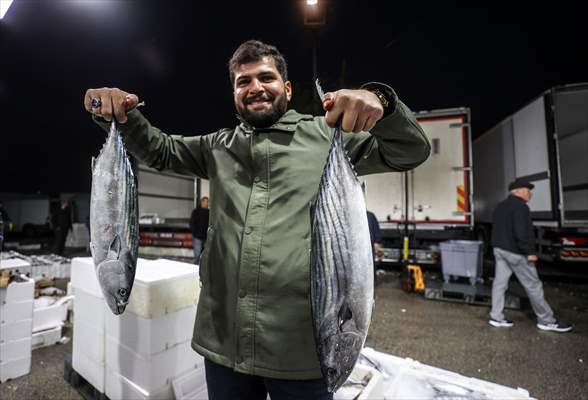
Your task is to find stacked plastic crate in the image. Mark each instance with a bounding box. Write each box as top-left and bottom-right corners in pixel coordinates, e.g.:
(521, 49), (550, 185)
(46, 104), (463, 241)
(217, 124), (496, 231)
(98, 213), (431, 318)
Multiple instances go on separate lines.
(71, 257), (205, 399)
(0, 275), (34, 382)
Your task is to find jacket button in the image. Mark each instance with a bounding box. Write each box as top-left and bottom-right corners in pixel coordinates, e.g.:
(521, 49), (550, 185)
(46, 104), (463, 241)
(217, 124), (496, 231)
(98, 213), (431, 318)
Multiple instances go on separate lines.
(239, 289), (247, 298)
(245, 227), (252, 235)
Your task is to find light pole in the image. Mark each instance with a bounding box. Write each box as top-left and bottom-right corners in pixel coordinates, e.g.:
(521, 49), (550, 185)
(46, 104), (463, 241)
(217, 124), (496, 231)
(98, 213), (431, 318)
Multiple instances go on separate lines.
(304, 0), (325, 105)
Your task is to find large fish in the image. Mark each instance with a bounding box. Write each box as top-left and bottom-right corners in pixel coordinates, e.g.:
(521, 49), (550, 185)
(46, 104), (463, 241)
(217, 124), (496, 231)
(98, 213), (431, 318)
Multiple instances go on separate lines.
(310, 80), (375, 392)
(90, 120), (139, 315)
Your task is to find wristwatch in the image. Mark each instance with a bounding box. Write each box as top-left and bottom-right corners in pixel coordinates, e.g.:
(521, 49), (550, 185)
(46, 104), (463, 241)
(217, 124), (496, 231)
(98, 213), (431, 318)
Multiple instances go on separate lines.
(370, 88), (390, 110)
(360, 82), (397, 117)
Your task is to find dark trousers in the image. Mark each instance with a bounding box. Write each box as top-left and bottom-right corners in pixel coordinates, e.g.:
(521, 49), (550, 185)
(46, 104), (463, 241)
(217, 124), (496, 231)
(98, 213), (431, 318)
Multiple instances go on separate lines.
(204, 359), (333, 400)
(52, 227), (67, 255)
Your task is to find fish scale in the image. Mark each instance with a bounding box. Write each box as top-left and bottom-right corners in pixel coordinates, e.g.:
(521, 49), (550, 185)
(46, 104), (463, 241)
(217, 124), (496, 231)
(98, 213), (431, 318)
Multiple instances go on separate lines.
(310, 84), (375, 392)
(90, 120), (139, 315)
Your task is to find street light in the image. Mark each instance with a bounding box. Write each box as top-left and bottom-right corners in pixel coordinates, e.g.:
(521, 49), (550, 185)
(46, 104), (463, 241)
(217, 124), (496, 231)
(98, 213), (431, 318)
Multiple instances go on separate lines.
(0, 0), (15, 19)
(304, 0), (325, 106)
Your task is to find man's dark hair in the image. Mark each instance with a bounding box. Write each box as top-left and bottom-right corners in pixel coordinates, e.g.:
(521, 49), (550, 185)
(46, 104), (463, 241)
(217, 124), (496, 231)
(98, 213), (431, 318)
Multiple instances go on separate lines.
(228, 40), (288, 85)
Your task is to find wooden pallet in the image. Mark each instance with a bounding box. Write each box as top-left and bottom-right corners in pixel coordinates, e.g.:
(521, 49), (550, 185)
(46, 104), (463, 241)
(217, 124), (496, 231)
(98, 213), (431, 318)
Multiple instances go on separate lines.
(63, 355), (110, 400)
(424, 282), (522, 310)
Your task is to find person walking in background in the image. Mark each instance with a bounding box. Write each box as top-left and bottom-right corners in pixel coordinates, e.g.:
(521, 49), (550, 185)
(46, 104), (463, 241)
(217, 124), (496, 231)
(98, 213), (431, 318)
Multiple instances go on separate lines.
(489, 179), (572, 332)
(190, 196), (209, 264)
(367, 210), (383, 283)
(367, 209), (383, 259)
(51, 199), (72, 256)
(0, 201), (11, 251)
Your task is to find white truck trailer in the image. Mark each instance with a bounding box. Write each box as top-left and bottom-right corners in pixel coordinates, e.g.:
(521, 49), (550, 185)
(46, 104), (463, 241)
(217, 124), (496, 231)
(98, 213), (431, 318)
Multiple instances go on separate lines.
(136, 166), (199, 259)
(360, 107), (474, 264)
(473, 83), (588, 263)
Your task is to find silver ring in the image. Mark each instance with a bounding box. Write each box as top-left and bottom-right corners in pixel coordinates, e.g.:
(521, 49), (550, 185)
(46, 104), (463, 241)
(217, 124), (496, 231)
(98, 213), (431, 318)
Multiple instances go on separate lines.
(91, 98), (102, 108)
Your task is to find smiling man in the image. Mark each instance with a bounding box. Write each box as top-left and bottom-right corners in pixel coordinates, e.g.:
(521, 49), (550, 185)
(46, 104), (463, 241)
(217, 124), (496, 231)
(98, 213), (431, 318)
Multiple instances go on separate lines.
(85, 40), (430, 400)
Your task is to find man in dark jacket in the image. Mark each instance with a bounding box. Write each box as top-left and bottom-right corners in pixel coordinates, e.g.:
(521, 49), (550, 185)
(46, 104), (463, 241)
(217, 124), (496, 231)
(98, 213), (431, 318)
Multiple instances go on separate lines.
(0, 201), (10, 251)
(190, 196), (209, 263)
(490, 179), (572, 332)
(51, 200), (72, 256)
(367, 210), (382, 260)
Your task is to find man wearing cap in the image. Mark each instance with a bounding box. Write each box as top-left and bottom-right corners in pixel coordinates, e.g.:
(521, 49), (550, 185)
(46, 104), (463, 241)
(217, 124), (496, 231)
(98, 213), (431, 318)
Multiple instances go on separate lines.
(489, 179), (572, 332)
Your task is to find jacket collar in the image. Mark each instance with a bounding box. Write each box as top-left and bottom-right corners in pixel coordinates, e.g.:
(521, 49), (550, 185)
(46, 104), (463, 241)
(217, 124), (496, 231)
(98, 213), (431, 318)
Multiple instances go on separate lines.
(237, 109), (314, 134)
(508, 194), (527, 204)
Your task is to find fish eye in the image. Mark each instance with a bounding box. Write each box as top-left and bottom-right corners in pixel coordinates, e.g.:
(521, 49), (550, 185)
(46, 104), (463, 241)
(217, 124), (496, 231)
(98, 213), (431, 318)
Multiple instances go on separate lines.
(118, 288), (127, 297)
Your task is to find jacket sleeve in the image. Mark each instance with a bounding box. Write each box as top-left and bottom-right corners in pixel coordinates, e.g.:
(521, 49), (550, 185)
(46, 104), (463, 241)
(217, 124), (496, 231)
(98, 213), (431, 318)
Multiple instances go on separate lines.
(341, 83), (431, 176)
(514, 204), (536, 255)
(93, 109), (211, 179)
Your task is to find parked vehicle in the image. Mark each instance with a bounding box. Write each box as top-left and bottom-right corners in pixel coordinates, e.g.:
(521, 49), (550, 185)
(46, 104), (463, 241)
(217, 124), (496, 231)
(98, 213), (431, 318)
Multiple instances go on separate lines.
(473, 83), (588, 263)
(360, 107), (474, 264)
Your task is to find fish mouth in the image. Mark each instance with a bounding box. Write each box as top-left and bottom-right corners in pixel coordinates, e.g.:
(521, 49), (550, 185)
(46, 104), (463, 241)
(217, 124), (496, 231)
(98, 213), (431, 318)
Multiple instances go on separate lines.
(322, 362), (352, 393)
(105, 295), (129, 315)
(114, 300), (129, 315)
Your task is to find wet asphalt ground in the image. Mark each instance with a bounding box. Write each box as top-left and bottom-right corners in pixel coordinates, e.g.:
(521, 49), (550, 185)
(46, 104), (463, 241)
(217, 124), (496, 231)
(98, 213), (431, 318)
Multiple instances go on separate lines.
(1, 267), (587, 400)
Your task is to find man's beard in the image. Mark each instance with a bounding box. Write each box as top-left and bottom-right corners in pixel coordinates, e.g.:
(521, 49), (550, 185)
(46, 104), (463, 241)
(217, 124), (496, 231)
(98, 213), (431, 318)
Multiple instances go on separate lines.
(237, 90), (288, 128)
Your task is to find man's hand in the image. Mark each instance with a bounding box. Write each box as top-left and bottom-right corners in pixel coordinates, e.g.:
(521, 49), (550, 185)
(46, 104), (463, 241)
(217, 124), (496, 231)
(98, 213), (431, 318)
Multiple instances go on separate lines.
(84, 87), (139, 124)
(527, 255), (538, 262)
(323, 89), (384, 133)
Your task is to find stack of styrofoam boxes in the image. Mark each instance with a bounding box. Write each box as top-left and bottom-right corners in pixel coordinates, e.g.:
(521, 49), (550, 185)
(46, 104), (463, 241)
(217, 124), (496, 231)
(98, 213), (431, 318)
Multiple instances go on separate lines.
(0, 257), (32, 277)
(0, 275), (34, 383)
(71, 257), (109, 394)
(29, 255), (71, 280)
(31, 295), (72, 350)
(71, 257), (205, 399)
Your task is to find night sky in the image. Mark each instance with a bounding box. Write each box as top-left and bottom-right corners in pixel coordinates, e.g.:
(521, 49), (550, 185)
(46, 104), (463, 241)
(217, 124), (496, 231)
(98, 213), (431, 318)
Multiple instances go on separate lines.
(1, 1), (586, 194)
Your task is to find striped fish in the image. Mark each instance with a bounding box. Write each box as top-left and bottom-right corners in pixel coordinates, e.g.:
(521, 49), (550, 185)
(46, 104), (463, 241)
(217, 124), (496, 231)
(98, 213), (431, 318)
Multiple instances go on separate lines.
(310, 95), (375, 392)
(90, 121), (139, 315)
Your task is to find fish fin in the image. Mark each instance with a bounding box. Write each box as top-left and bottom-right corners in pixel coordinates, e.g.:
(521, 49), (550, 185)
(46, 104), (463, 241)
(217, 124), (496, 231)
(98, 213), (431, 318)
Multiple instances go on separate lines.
(107, 234), (122, 259)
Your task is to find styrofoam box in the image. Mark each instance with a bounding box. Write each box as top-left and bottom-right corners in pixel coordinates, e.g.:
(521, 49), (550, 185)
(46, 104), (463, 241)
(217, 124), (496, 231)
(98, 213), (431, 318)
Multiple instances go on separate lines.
(106, 367), (174, 400)
(106, 304), (196, 356)
(172, 366), (208, 400)
(71, 257), (199, 319)
(0, 258), (31, 275)
(71, 257), (103, 297)
(74, 288), (108, 328)
(0, 276), (34, 303)
(0, 319), (32, 343)
(0, 336), (32, 363)
(106, 337), (204, 392)
(32, 325), (62, 350)
(126, 258), (199, 319)
(33, 301), (68, 333)
(0, 356), (31, 383)
(73, 316), (105, 364)
(73, 348), (105, 393)
(1, 300), (34, 325)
